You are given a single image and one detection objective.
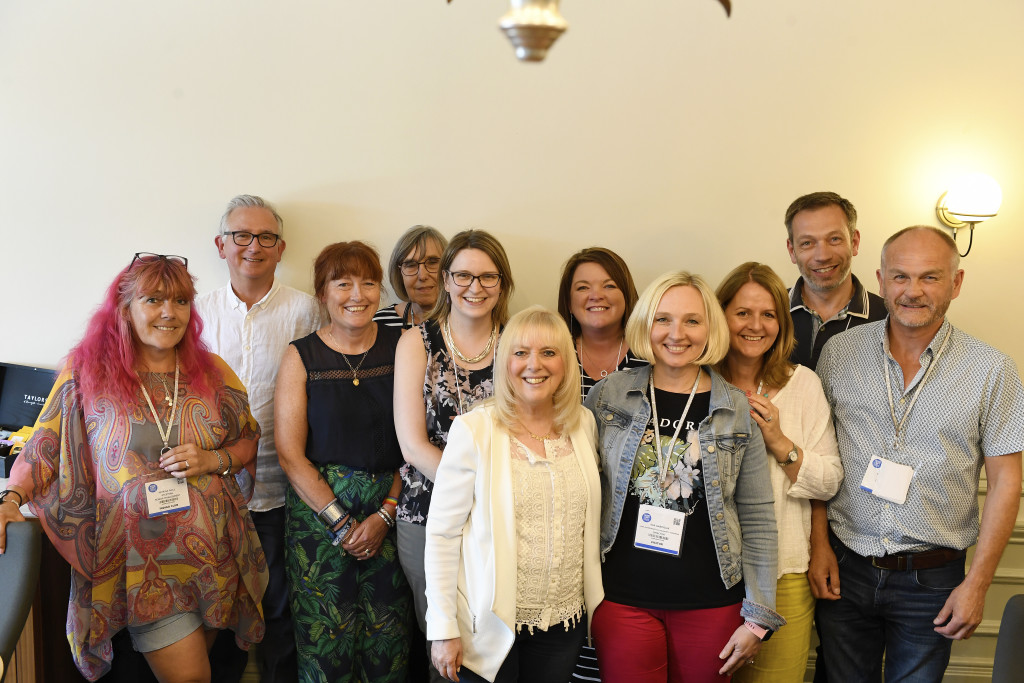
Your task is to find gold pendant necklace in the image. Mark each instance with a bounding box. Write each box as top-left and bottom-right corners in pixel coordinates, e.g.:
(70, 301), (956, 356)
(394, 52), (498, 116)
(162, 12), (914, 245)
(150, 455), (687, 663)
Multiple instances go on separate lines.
(327, 327), (372, 386)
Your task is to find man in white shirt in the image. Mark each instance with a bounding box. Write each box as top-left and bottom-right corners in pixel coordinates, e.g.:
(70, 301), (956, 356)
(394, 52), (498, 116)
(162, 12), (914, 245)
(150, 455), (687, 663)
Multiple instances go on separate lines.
(198, 195), (320, 683)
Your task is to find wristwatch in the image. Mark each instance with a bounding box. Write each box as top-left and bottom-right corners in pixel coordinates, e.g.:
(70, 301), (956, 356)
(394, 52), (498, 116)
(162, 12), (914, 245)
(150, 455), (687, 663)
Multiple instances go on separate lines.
(779, 446), (798, 466)
(744, 621), (773, 641)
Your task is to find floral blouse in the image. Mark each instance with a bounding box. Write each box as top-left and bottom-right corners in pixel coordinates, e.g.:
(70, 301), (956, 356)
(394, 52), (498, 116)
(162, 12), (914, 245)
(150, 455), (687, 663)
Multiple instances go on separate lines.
(397, 320), (494, 525)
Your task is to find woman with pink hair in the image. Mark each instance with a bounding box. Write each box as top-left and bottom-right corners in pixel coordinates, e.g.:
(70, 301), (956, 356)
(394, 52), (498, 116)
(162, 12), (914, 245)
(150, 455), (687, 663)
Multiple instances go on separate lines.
(0, 253), (266, 682)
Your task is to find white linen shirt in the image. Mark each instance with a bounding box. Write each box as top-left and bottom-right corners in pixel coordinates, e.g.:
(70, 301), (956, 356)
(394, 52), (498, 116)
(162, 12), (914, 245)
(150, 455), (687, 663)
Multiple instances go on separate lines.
(769, 364), (843, 577)
(197, 280), (320, 511)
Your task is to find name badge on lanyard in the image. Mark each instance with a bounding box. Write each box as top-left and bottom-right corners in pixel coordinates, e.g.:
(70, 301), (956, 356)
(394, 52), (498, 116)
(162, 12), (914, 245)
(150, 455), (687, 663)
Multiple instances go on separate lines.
(860, 456), (913, 504)
(634, 504), (687, 555)
(144, 477), (191, 517)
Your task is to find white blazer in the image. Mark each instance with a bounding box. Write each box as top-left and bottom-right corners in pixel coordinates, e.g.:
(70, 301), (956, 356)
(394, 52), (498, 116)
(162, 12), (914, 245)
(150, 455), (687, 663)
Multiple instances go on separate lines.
(424, 403), (604, 683)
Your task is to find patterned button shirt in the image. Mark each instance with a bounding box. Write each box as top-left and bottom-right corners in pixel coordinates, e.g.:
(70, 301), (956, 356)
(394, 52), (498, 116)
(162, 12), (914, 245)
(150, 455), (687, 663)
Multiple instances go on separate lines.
(817, 318), (1024, 557)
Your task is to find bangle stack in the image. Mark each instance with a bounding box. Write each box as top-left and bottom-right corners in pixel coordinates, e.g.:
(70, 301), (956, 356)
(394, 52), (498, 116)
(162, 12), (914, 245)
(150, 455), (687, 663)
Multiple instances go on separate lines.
(376, 506), (395, 529)
(318, 499), (347, 528)
(318, 498), (355, 548)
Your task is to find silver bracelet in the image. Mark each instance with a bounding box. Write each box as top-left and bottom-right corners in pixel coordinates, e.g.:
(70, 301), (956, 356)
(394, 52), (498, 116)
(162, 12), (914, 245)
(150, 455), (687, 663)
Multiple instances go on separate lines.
(214, 449), (225, 474)
(317, 499), (347, 530)
(376, 508), (395, 529)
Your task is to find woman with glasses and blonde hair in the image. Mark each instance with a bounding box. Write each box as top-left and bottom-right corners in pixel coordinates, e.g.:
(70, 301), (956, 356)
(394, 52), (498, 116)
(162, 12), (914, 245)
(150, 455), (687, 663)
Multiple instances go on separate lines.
(715, 262), (842, 683)
(394, 229), (515, 681)
(584, 271), (784, 682)
(375, 225), (449, 329)
(425, 306), (603, 683)
(0, 253), (266, 682)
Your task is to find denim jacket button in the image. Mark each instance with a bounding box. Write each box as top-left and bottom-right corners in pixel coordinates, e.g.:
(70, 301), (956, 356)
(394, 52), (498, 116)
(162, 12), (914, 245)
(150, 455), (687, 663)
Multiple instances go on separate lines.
(716, 512), (724, 521)
(711, 479), (719, 487)
(707, 445), (716, 453)
(605, 413), (614, 421)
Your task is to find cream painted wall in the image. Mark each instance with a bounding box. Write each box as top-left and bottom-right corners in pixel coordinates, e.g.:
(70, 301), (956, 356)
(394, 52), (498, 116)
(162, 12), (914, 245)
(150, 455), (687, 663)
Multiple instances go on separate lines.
(1, 0), (1022, 370)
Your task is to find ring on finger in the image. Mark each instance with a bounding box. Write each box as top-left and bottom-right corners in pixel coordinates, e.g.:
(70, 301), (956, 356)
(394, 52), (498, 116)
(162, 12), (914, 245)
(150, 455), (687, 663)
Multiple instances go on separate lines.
(747, 659), (755, 665)
(765, 415), (773, 422)
(183, 460), (189, 469)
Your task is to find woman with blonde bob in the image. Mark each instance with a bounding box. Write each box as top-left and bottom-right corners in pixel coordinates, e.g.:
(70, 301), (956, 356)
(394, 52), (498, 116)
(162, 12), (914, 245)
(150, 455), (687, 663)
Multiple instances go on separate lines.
(715, 263), (841, 683)
(584, 271), (784, 682)
(425, 306), (604, 683)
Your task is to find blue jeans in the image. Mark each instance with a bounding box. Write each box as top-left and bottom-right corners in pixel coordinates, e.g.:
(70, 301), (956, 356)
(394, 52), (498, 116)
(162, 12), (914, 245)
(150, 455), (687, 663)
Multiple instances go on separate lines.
(815, 532), (964, 683)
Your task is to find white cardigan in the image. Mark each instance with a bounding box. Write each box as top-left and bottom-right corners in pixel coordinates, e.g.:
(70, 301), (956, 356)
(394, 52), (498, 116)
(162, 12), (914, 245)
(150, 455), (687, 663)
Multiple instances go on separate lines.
(424, 404), (604, 683)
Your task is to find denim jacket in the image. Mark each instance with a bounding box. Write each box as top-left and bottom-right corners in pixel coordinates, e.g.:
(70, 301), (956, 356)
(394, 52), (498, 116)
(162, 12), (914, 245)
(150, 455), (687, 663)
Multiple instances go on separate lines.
(584, 364), (785, 632)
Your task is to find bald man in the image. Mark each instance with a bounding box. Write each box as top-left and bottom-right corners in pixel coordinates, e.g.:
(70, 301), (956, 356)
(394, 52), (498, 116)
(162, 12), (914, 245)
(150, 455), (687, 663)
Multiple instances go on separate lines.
(810, 226), (1024, 682)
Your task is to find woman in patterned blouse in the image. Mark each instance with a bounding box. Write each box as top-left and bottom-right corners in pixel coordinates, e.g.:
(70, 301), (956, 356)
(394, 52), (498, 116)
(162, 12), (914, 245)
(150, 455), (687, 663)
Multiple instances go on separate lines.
(0, 253), (265, 681)
(393, 229), (515, 681)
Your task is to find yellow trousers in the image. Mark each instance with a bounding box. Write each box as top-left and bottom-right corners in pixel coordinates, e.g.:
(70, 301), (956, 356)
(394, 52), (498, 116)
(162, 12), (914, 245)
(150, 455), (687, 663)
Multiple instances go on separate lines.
(733, 573), (814, 683)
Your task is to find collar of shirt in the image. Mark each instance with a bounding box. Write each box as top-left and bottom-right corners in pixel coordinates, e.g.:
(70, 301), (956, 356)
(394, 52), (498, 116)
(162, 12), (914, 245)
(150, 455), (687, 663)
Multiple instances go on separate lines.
(789, 273), (872, 322)
(880, 317), (951, 395)
(226, 278), (281, 313)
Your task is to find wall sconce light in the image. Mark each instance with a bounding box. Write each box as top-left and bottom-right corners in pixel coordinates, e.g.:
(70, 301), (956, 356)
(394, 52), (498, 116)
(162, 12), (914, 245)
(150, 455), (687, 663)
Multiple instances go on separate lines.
(499, 0), (567, 62)
(936, 172), (1002, 257)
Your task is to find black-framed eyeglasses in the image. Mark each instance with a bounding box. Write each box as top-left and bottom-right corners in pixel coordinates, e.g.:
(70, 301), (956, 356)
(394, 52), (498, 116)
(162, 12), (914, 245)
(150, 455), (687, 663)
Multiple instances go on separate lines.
(446, 271), (501, 288)
(222, 231), (281, 248)
(131, 253), (188, 269)
(400, 257), (442, 276)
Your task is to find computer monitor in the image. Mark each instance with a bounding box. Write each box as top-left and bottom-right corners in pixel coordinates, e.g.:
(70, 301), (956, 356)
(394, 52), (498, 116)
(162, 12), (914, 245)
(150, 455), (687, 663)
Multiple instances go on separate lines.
(0, 362), (57, 431)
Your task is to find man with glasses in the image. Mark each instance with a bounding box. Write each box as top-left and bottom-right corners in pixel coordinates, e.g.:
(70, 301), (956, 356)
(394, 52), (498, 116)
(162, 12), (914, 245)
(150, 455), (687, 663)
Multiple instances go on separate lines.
(198, 194), (319, 683)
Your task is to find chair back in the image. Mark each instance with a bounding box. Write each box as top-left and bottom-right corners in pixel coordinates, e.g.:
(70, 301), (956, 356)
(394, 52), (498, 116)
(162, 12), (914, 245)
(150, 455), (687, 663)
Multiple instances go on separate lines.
(0, 521), (42, 682)
(993, 593), (1024, 683)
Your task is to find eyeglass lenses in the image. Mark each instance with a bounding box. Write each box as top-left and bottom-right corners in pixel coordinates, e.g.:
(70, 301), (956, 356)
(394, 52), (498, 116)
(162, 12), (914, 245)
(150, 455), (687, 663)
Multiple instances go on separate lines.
(231, 232), (280, 247)
(401, 257), (441, 275)
(133, 253), (188, 268)
(450, 272), (500, 288)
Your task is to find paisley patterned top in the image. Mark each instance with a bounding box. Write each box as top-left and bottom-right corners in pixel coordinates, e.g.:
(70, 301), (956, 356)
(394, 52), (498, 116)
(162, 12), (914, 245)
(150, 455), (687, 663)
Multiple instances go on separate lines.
(397, 320), (495, 525)
(9, 358), (266, 681)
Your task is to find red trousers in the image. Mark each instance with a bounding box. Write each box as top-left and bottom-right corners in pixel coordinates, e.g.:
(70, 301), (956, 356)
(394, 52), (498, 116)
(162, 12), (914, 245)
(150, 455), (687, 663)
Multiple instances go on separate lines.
(592, 599), (743, 683)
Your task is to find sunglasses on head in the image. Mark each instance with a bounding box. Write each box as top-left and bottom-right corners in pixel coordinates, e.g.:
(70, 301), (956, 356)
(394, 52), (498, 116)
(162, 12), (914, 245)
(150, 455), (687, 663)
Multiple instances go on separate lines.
(130, 253), (189, 270)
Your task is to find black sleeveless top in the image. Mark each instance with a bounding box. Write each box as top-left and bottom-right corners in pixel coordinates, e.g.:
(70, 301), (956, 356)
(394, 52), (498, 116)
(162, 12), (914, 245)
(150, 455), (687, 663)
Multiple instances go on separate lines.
(292, 325), (403, 472)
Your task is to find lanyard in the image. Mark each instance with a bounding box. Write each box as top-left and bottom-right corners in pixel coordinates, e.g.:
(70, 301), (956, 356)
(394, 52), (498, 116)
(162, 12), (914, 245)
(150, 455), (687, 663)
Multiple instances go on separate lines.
(649, 369), (702, 488)
(883, 326), (951, 449)
(138, 357), (180, 456)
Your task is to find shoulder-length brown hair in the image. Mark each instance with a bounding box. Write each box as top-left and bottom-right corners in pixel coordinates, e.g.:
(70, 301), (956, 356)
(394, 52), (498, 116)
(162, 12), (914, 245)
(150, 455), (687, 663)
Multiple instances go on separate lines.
(428, 229), (514, 327)
(556, 247), (639, 339)
(714, 262), (795, 389)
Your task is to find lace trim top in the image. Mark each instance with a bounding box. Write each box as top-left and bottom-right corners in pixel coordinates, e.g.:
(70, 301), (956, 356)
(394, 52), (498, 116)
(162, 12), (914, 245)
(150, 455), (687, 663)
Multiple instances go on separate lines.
(510, 433), (586, 633)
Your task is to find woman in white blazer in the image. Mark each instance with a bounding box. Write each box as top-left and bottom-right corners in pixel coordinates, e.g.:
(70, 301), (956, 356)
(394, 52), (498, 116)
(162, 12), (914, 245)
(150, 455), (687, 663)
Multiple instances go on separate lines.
(424, 306), (604, 683)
